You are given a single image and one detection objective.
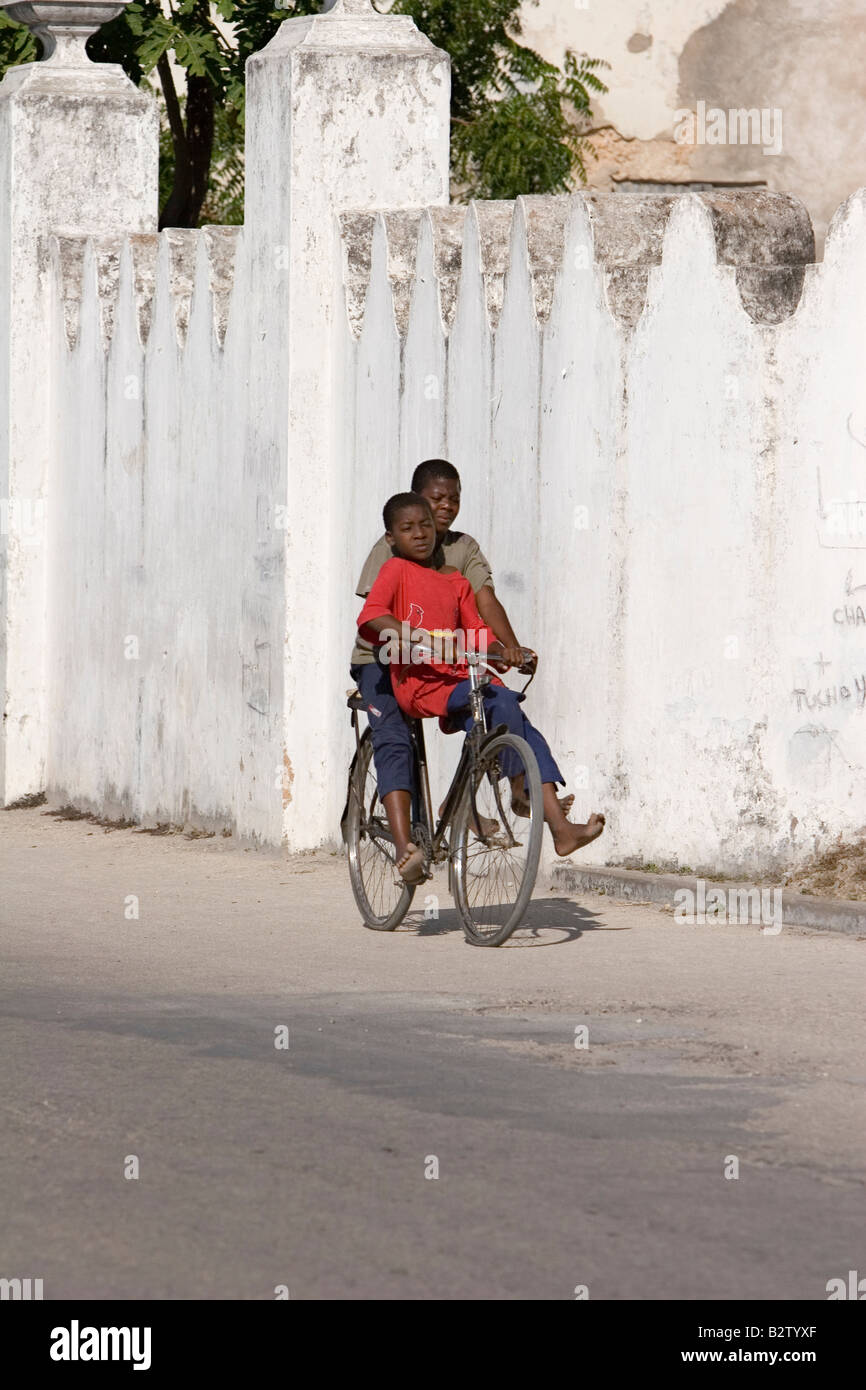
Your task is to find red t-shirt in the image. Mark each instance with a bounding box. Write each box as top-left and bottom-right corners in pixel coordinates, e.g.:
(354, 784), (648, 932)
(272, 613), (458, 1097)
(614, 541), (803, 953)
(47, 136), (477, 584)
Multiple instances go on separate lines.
(358, 557), (499, 718)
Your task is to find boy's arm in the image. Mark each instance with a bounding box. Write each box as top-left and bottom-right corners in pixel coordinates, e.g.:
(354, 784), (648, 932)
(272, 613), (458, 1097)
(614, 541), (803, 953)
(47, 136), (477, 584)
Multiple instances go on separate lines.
(475, 586), (533, 670)
(461, 540), (535, 669)
(457, 583), (510, 667)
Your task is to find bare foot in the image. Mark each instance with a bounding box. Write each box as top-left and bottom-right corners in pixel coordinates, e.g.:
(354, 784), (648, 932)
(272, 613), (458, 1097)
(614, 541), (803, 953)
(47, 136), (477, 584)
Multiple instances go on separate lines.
(513, 792), (574, 819)
(396, 842), (427, 884)
(552, 812), (606, 858)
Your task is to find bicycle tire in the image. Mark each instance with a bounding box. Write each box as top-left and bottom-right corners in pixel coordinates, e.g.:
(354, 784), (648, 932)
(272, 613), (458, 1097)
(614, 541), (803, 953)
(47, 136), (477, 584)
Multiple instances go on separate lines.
(451, 732), (543, 947)
(347, 731), (416, 931)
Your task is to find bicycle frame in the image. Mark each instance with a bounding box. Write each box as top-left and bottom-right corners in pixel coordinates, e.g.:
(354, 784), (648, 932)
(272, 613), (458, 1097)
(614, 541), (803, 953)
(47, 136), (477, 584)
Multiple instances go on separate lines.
(410, 650), (507, 866)
(347, 644), (542, 942)
(348, 646), (532, 864)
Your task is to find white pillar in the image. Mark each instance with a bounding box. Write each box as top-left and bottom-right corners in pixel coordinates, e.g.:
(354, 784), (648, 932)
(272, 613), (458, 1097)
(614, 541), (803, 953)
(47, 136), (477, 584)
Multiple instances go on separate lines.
(0, 1), (158, 804)
(244, 0), (450, 849)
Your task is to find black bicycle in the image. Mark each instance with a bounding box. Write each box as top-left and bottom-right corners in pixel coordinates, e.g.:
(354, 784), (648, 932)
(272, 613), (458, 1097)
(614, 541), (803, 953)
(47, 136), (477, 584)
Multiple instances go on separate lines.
(344, 648), (543, 947)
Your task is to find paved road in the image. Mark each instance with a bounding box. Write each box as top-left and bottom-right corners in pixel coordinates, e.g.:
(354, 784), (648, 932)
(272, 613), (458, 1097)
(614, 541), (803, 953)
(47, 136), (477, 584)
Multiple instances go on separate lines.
(1, 805), (863, 1300)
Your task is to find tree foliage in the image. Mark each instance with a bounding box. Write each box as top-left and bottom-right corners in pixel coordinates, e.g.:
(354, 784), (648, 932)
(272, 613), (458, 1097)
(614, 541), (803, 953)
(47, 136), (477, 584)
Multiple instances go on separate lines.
(90, 1), (283, 228)
(0, 0), (607, 225)
(389, 1), (608, 199)
(0, 9), (38, 66)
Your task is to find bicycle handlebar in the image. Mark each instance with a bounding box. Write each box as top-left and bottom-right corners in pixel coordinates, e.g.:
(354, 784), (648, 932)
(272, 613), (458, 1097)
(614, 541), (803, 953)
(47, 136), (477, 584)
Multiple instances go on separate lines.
(412, 646), (536, 675)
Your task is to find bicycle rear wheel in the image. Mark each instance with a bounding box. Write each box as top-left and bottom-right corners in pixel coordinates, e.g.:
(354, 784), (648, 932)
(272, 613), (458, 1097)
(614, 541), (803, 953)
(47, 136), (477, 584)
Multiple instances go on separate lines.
(347, 733), (415, 931)
(451, 732), (543, 946)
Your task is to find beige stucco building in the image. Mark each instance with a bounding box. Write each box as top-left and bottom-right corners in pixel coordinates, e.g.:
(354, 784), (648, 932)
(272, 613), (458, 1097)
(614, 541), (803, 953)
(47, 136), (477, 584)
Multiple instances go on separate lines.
(521, 0), (866, 252)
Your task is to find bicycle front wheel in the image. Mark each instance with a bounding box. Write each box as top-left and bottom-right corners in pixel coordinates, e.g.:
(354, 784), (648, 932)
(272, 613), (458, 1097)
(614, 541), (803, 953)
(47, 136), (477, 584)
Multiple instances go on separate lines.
(451, 733), (543, 946)
(347, 733), (415, 931)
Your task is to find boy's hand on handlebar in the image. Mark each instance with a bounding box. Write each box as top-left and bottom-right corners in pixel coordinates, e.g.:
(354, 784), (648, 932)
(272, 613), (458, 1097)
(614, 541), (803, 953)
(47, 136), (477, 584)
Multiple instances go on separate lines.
(518, 647), (538, 675)
(490, 643), (538, 673)
(487, 641), (516, 671)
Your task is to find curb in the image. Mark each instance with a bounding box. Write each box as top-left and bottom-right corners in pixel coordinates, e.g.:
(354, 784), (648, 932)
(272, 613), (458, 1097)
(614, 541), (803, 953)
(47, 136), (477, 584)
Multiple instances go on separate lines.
(550, 864), (866, 938)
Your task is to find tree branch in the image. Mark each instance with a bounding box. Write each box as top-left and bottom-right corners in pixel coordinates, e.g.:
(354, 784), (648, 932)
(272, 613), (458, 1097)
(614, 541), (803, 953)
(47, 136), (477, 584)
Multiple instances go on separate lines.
(157, 51), (187, 159)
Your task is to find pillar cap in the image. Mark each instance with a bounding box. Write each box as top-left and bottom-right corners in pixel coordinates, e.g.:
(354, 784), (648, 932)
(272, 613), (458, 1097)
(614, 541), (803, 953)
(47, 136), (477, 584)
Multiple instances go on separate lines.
(251, 0), (449, 64)
(0, 1), (128, 65)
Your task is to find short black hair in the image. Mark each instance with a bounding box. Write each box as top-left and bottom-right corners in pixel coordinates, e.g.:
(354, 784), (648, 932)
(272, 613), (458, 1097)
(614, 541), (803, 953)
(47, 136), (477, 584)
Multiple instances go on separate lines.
(383, 491), (433, 533)
(411, 458), (460, 493)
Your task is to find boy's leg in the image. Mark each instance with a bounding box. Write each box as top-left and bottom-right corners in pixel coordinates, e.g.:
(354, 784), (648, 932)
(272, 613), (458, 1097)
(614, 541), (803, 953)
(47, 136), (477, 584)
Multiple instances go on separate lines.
(477, 683), (563, 781)
(352, 660), (414, 800)
(511, 778), (574, 819)
(436, 680), (499, 838)
(381, 791), (418, 869)
(467, 684), (573, 817)
(351, 662), (424, 882)
(476, 685), (605, 857)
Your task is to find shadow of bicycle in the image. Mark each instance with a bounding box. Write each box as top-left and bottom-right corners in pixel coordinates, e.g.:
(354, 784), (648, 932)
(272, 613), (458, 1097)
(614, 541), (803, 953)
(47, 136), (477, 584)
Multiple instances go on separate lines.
(397, 895), (622, 947)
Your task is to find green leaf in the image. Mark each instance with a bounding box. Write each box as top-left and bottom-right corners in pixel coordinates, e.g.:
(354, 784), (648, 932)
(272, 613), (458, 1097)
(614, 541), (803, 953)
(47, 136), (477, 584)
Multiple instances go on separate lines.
(0, 11), (40, 67)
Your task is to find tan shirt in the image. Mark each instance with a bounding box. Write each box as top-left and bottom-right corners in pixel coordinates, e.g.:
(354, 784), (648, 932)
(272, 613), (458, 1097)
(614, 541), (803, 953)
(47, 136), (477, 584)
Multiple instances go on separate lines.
(350, 530), (494, 667)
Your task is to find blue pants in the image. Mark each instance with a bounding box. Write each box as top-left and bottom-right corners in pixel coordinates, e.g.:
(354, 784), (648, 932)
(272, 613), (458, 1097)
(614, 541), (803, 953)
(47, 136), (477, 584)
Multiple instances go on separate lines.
(350, 660), (414, 799)
(349, 663), (565, 800)
(446, 681), (564, 786)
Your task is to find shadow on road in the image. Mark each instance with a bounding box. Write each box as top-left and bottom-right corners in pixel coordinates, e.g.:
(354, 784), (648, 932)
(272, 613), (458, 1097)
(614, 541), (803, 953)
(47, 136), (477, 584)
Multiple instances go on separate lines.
(397, 895), (619, 946)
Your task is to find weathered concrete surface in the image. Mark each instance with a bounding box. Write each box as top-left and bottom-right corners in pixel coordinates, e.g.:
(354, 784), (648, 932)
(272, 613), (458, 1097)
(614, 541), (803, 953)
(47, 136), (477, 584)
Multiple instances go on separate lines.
(5, 5), (858, 886)
(0, 9), (158, 808)
(244, 2), (450, 852)
(46, 228), (246, 836)
(46, 180), (864, 877)
(36, 6), (451, 848)
(521, 0), (866, 253)
(335, 187), (865, 878)
(343, 190), (815, 336)
(43, 144), (863, 882)
(0, 805), (863, 1299)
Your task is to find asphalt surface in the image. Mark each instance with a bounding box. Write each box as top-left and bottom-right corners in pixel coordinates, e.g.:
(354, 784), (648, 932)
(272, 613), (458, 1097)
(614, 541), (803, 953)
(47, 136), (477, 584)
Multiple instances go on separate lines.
(1, 805), (863, 1300)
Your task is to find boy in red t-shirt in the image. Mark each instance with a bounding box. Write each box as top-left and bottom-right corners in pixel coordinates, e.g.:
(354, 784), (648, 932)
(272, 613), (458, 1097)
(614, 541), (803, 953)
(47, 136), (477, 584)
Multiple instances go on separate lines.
(358, 493), (605, 883)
